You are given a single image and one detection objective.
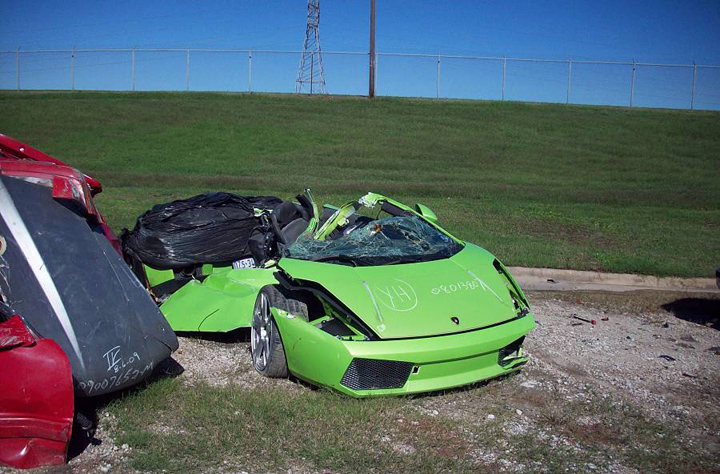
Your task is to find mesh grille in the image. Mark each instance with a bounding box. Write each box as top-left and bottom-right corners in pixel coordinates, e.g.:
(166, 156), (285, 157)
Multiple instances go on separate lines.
(340, 358), (413, 390)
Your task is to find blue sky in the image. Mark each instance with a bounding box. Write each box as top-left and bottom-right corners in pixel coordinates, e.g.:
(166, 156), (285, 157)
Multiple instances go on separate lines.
(1, 1), (718, 108)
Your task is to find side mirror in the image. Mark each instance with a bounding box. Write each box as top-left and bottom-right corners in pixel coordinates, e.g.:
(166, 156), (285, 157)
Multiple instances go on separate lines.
(414, 203), (438, 223)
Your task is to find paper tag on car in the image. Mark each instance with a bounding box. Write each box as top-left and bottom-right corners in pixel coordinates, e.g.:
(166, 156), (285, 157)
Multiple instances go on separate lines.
(232, 257), (256, 269)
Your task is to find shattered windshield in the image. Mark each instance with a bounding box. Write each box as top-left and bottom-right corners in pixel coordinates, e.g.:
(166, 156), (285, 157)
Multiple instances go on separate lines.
(287, 216), (463, 266)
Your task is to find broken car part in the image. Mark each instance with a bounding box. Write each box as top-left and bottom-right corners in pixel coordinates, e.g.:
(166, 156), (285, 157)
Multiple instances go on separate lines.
(0, 135), (178, 398)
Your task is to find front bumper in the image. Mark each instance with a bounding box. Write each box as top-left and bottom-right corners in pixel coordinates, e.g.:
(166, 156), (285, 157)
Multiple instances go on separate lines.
(273, 310), (535, 397)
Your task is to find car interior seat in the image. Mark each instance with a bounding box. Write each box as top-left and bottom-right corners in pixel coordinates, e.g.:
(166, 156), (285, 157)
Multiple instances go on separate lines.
(273, 201), (310, 245)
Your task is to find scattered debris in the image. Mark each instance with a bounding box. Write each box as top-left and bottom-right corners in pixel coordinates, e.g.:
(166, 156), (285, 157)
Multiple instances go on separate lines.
(572, 315), (597, 325)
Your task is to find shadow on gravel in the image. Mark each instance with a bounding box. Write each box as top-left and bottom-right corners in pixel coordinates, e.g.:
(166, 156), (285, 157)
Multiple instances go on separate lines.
(662, 298), (720, 330)
(66, 357), (185, 461)
(175, 328), (250, 343)
(406, 371), (520, 400)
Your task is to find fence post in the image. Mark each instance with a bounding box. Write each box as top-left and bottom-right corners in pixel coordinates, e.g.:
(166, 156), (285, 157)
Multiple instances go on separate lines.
(185, 49), (190, 91)
(248, 50), (252, 92)
(566, 59), (572, 104)
(375, 52), (379, 94)
(15, 47), (20, 91)
(691, 62), (697, 110)
(630, 59), (636, 107)
(436, 53), (441, 99)
(131, 47), (136, 91)
(71, 46), (75, 91)
(501, 54), (506, 101)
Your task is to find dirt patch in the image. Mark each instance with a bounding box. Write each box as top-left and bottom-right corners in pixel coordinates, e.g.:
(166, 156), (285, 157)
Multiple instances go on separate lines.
(517, 215), (615, 251)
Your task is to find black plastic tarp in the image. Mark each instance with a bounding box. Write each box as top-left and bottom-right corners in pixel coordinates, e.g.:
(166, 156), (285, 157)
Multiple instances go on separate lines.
(122, 192), (282, 269)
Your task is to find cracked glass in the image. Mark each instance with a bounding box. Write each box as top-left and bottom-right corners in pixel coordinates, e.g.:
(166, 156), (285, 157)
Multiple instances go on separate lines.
(287, 216), (463, 266)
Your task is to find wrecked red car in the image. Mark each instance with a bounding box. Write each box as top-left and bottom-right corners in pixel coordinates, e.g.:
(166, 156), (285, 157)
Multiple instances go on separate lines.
(0, 306), (74, 469)
(0, 134), (179, 468)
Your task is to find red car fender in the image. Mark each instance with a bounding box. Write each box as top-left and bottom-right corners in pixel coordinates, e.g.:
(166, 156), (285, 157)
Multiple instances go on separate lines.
(0, 134), (122, 256)
(0, 133), (101, 195)
(0, 316), (74, 469)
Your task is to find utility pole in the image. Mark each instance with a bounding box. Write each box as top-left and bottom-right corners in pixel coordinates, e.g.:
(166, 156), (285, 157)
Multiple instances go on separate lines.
(295, 0), (327, 94)
(369, 0), (376, 98)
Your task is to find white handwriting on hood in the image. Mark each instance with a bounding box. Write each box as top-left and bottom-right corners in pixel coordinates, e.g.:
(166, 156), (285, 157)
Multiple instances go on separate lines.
(431, 273), (504, 304)
(373, 279), (418, 312)
(103, 345), (141, 373)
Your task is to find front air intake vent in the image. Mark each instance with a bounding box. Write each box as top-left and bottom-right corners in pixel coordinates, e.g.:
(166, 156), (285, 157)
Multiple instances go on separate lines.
(498, 336), (525, 367)
(340, 358), (413, 390)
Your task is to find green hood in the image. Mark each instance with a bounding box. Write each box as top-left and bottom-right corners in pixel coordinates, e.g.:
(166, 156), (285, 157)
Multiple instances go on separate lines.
(278, 245), (518, 339)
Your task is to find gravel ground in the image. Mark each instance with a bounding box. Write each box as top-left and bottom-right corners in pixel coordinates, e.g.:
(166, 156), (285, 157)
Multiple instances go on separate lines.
(9, 290), (720, 473)
(527, 296), (720, 428)
(412, 292), (720, 473)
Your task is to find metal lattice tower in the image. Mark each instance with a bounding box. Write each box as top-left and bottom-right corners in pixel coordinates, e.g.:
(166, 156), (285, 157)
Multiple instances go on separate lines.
(295, 0), (327, 94)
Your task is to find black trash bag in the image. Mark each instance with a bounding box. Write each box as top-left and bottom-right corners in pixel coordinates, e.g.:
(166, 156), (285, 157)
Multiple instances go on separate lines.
(122, 192), (282, 269)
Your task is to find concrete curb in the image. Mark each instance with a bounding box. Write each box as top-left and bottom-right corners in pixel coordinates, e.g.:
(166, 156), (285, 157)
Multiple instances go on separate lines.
(507, 266), (718, 293)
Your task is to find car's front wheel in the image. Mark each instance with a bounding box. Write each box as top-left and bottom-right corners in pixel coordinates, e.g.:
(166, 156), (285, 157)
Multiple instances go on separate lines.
(251, 287), (290, 378)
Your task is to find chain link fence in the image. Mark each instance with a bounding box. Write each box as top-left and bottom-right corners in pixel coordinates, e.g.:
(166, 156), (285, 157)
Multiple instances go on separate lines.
(1, 48), (719, 110)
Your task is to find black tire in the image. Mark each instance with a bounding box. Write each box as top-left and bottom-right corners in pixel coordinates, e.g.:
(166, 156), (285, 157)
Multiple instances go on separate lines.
(250, 286), (307, 378)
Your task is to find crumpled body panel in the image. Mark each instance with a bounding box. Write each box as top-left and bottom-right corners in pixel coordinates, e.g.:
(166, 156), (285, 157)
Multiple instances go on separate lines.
(0, 314), (35, 349)
(0, 315), (74, 469)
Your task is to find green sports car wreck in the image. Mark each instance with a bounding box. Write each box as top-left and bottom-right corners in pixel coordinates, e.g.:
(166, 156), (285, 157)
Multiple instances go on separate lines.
(128, 191), (535, 397)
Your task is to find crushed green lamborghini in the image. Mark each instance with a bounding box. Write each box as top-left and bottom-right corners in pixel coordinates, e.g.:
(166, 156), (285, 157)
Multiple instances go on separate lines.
(141, 191), (534, 397)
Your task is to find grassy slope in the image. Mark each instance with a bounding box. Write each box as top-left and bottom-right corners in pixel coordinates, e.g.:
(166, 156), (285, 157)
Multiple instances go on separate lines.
(1, 91), (718, 277)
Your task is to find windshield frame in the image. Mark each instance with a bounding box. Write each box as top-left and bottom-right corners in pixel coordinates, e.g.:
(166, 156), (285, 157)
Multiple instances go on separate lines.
(314, 193), (464, 245)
